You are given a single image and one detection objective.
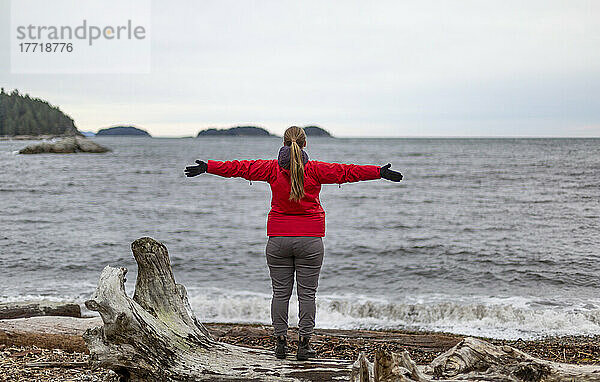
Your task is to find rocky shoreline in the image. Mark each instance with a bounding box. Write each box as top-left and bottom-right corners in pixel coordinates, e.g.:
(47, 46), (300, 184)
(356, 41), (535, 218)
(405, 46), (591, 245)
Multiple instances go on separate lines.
(1, 316), (598, 381)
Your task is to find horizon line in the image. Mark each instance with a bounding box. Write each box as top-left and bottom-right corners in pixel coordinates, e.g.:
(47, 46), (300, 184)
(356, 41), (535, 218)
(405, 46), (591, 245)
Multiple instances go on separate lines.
(119, 134), (600, 139)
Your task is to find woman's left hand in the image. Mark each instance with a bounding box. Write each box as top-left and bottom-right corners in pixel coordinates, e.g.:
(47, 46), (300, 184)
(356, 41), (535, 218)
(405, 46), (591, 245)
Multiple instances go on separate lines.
(184, 160), (208, 177)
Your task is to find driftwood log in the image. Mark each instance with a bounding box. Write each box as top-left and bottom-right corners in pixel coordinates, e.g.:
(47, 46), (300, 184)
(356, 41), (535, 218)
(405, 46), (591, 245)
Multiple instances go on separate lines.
(0, 301), (81, 319)
(84, 238), (600, 381)
(351, 337), (600, 381)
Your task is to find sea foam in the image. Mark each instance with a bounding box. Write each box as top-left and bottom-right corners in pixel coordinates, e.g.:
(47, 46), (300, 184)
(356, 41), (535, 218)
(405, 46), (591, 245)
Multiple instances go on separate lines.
(186, 290), (600, 340)
(3, 290), (598, 339)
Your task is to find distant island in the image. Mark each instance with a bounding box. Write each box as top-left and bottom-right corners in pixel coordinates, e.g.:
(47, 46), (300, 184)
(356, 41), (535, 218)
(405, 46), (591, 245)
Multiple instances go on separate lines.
(196, 125), (333, 137)
(304, 125), (332, 137)
(96, 126), (151, 137)
(197, 126), (273, 137)
(0, 88), (79, 137)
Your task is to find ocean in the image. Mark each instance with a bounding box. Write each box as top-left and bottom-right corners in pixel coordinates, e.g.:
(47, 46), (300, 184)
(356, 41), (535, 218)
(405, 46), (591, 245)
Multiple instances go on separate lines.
(1, 136), (598, 340)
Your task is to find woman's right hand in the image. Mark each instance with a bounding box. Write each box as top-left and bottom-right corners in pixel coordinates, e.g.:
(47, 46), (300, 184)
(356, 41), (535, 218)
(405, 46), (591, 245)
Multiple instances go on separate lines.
(184, 160), (208, 177)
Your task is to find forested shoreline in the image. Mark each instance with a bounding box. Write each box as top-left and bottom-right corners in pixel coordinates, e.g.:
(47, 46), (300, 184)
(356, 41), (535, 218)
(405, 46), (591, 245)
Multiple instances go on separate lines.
(0, 89), (79, 137)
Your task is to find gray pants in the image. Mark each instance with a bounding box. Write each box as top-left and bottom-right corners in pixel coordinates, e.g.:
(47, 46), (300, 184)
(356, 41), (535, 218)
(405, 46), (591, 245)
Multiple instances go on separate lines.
(266, 236), (324, 338)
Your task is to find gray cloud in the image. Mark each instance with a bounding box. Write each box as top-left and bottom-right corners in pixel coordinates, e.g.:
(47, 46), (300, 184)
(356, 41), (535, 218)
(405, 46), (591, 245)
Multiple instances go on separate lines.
(1, 0), (599, 136)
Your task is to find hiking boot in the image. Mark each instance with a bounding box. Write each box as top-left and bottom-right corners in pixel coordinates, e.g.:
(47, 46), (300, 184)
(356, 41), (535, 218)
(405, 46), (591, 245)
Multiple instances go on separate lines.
(274, 335), (287, 359)
(296, 335), (317, 361)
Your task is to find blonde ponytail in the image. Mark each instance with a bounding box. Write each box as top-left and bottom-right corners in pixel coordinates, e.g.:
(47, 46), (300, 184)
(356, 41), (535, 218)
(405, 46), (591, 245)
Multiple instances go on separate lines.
(289, 140), (305, 201)
(283, 126), (307, 202)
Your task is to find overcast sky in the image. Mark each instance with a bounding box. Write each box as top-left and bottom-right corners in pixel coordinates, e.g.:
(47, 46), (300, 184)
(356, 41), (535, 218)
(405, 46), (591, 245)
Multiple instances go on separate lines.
(1, 0), (599, 137)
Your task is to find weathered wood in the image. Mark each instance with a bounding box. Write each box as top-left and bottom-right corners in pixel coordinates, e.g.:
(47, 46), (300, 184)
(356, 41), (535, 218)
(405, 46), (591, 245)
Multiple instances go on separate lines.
(351, 352), (373, 382)
(84, 237), (353, 381)
(354, 337), (600, 381)
(427, 337), (600, 381)
(0, 301), (81, 319)
(0, 329), (89, 353)
(374, 349), (428, 382)
(0, 317), (101, 335)
(84, 237), (600, 381)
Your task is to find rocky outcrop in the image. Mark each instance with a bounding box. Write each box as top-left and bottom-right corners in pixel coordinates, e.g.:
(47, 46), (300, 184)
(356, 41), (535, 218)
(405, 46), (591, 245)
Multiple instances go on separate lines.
(19, 136), (110, 154)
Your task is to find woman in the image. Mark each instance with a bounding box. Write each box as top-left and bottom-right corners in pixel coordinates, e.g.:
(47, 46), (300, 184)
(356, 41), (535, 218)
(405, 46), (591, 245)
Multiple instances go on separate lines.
(184, 126), (402, 360)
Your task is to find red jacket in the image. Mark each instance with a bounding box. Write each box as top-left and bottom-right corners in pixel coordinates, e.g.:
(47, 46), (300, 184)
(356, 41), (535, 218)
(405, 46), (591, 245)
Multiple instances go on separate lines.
(207, 159), (381, 237)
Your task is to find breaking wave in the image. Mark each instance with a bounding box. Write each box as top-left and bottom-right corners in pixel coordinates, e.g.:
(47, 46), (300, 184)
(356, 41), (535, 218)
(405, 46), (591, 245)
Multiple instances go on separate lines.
(186, 290), (600, 340)
(3, 290), (598, 340)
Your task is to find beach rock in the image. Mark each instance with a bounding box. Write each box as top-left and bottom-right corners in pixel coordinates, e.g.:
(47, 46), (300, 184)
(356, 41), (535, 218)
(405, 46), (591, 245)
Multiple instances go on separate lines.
(0, 301), (82, 319)
(18, 136), (110, 154)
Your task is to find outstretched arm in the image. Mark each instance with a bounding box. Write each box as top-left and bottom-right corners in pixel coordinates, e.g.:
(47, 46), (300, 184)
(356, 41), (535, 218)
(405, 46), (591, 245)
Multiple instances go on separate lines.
(313, 161), (402, 184)
(313, 161), (379, 184)
(184, 159), (276, 182)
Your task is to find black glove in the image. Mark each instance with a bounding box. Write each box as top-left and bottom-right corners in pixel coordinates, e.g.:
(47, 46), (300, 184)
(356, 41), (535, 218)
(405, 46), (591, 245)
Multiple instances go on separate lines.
(380, 163), (403, 182)
(184, 160), (208, 177)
